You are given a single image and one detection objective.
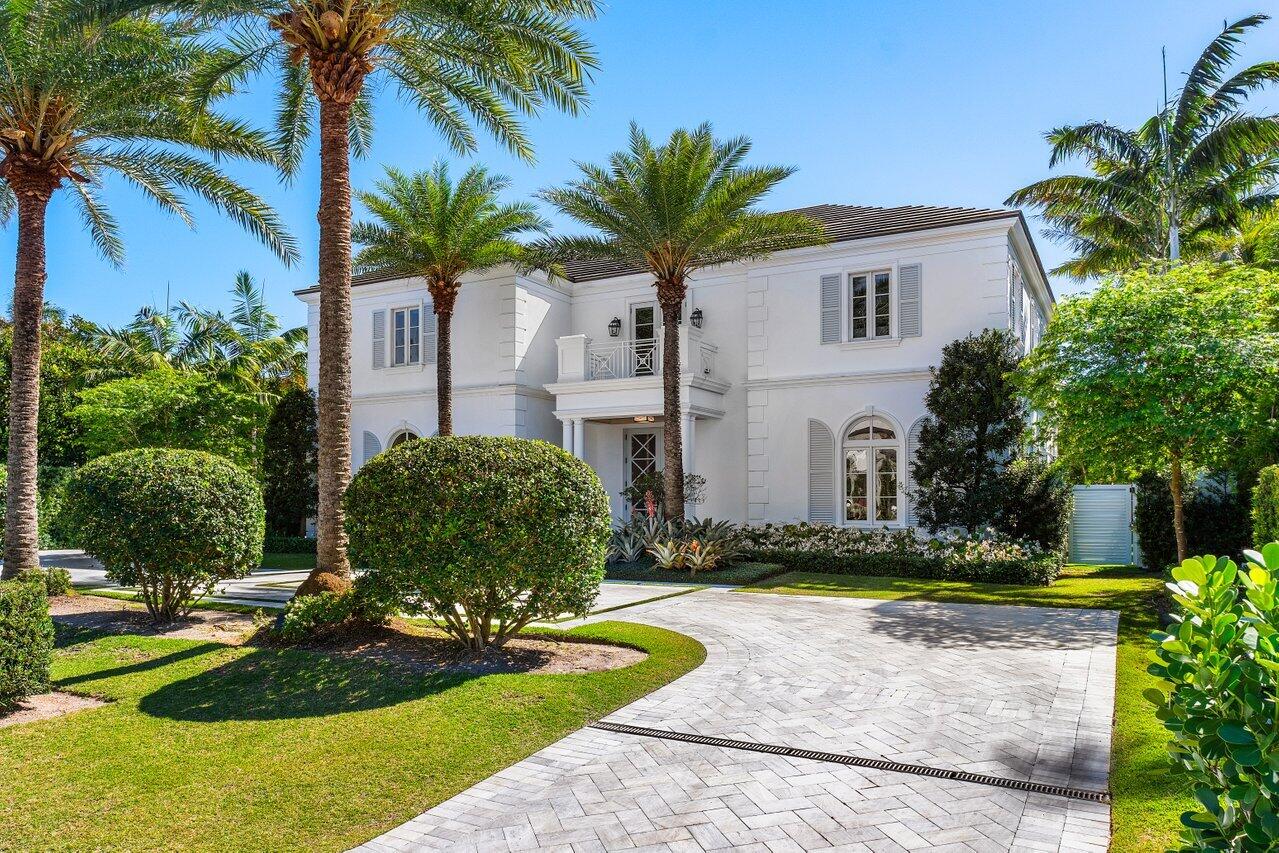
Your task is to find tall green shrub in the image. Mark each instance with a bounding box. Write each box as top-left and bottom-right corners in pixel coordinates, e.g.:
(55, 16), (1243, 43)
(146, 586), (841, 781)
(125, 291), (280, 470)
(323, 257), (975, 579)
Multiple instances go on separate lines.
(993, 457), (1073, 552)
(62, 449), (264, 622)
(262, 388), (317, 536)
(1136, 473), (1252, 569)
(1253, 466), (1279, 547)
(347, 436), (610, 651)
(0, 579), (53, 709)
(1148, 544), (1279, 848)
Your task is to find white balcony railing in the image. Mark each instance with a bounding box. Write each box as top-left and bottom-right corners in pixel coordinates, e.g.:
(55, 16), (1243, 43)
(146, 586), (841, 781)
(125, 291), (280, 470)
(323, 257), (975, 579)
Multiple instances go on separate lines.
(555, 327), (717, 383)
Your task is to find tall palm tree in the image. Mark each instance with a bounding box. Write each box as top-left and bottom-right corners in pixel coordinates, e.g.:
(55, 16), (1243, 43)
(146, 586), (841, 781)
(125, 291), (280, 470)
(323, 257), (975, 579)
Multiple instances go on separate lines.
(353, 163), (547, 435)
(149, 0), (600, 593)
(0, 6), (296, 579)
(1007, 14), (1279, 278)
(534, 123), (825, 520)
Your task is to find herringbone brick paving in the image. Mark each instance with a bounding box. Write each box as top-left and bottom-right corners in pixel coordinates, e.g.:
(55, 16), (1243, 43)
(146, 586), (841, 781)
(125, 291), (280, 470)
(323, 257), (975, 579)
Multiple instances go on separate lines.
(355, 587), (1118, 851)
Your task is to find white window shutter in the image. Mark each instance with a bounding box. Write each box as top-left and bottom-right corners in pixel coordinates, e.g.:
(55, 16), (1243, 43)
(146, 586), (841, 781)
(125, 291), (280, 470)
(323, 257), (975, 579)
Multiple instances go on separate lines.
(422, 304), (438, 365)
(906, 417), (926, 526)
(371, 310), (386, 369)
(361, 430), (382, 466)
(898, 263), (922, 337)
(807, 419), (836, 523)
(819, 274), (841, 344)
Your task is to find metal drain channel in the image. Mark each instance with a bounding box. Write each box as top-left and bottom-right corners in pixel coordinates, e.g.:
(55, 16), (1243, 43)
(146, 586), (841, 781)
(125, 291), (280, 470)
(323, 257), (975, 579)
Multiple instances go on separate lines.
(589, 721), (1111, 804)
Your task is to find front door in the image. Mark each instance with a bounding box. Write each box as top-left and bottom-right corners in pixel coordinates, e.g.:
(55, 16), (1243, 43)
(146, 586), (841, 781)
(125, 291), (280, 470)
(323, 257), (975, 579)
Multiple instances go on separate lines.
(631, 303), (658, 376)
(625, 430), (661, 513)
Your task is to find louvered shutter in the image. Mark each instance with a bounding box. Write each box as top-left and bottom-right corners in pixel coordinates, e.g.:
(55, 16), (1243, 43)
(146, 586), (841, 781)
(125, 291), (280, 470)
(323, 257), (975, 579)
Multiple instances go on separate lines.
(819, 274), (841, 344)
(807, 419), (836, 523)
(898, 263), (922, 337)
(422, 304), (438, 365)
(906, 417), (926, 526)
(371, 310), (386, 369)
(361, 431), (382, 467)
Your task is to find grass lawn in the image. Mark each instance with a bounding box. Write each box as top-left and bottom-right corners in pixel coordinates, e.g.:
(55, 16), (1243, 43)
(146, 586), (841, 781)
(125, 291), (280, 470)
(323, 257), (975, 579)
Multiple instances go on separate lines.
(742, 564), (1184, 853)
(605, 559), (785, 585)
(0, 620), (705, 852)
(260, 552), (317, 571)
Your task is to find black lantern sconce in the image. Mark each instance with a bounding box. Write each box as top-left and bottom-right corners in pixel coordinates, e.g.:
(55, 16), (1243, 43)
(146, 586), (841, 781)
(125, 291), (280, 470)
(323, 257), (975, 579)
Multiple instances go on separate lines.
(608, 316), (622, 337)
(690, 308), (704, 329)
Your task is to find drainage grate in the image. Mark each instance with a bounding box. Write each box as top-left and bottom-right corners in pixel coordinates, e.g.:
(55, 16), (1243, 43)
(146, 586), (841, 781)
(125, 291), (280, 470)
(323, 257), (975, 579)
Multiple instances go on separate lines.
(589, 721), (1111, 804)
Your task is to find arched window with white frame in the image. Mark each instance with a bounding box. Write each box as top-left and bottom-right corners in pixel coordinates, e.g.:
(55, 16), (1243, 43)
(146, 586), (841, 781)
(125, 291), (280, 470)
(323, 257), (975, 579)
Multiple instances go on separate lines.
(842, 415), (901, 524)
(387, 428), (420, 449)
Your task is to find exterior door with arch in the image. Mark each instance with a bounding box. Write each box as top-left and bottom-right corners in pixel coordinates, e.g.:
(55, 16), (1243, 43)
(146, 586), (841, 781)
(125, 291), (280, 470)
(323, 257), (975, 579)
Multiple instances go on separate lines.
(843, 416), (900, 524)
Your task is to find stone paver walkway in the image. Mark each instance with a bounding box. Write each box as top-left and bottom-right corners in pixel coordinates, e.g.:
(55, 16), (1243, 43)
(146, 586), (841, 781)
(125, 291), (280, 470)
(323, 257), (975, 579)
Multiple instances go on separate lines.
(356, 587), (1118, 852)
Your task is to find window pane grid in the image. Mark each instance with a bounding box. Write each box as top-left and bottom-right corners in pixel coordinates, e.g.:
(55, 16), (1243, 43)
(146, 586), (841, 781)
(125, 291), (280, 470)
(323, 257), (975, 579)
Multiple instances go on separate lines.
(391, 307), (421, 366)
(843, 416), (899, 524)
(849, 271), (891, 340)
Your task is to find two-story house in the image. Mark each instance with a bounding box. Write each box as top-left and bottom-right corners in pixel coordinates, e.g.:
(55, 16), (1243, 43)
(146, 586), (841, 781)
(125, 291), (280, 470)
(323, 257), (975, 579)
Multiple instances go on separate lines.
(295, 203), (1053, 526)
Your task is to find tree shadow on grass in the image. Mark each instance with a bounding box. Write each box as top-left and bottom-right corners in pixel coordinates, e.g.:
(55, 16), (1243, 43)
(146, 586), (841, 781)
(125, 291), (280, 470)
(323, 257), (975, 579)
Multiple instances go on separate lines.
(56, 641), (229, 688)
(138, 646), (476, 722)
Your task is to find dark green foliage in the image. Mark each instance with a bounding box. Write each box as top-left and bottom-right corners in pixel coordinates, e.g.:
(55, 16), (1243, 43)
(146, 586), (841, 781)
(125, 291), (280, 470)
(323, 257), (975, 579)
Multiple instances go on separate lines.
(1253, 466), (1279, 547)
(16, 567), (71, 597)
(276, 587), (390, 644)
(62, 449), (264, 622)
(1147, 546), (1279, 849)
(0, 314), (95, 469)
(619, 470), (706, 515)
(0, 579), (53, 708)
(1136, 473), (1252, 569)
(36, 466), (76, 549)
(912, 330), (1027, 534)
(262, 388), (317, 536)
(347, 436), (611, 650)
(994, 457), (1074, 552)
(263, 535), (316, 554)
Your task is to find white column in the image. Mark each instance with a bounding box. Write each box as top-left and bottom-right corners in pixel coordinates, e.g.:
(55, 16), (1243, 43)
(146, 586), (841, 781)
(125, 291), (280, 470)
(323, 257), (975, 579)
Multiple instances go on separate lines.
(682, 413), (696, 516)
(561, 418), (574, 454)
(572, 418), (586, 459)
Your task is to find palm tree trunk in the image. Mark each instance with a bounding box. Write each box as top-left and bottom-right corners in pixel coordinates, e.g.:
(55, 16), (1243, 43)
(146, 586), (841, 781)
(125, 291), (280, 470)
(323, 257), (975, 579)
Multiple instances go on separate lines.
(1170, 451), (1188, 565)
(659, 293), (684, 520)
(1, 185), (52, 579)
(436, 299), (453, 436)
(304, 97), (354, 591)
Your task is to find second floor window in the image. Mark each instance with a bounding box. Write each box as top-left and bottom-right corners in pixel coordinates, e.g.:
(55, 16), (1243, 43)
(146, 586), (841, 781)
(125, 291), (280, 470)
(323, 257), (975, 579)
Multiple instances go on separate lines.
(850, 271), (892, 340)
(392, 306), (421, 366)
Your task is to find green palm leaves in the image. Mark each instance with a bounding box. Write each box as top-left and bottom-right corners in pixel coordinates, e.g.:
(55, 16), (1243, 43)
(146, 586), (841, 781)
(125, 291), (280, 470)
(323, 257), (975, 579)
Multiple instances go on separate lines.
(1008, 14), (1279, 278)
(0, 4), (298, 264)
(533, 122), (825, 282)
(353, 162), (547, 284)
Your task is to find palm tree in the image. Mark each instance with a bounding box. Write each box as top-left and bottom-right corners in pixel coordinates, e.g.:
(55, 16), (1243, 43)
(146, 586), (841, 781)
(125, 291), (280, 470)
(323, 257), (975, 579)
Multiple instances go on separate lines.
(534, 123), (825, 520)
(353, 163), (547, 435)
(152, 0), (600, 592)
(1007, 14), (1279, 278)
(0, 6), (296, 579)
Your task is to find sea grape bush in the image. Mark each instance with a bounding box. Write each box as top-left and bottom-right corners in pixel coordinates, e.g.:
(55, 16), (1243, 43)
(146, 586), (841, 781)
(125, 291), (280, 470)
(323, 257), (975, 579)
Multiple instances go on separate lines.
(1148, 544), (1279, 849)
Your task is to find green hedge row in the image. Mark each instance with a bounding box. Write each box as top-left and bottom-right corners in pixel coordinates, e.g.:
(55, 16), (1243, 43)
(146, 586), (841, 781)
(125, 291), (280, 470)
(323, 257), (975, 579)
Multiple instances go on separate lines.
(740, 548), (1062, 585)
(0, 578), (54, 709)
(263, 535), (316, 554)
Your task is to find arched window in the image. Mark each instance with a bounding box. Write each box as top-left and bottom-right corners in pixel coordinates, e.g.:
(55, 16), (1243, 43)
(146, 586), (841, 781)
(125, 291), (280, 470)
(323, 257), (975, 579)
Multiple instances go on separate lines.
(388, 429), (420, 449)
(843, 415), (900, 524)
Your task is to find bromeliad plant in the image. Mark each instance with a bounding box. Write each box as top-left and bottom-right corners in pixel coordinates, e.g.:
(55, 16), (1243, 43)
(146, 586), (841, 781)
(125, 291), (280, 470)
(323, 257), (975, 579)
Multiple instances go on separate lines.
(1148, 544), (1279, 849)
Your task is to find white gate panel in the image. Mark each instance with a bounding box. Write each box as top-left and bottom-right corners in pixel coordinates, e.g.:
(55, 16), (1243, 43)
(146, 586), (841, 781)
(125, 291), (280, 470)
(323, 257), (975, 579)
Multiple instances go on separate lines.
(1069, 484), (1139, 566)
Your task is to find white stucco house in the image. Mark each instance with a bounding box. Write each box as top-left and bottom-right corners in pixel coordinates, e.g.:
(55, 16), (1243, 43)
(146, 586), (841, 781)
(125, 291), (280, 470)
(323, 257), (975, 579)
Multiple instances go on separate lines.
(296, 203), (1053, 527)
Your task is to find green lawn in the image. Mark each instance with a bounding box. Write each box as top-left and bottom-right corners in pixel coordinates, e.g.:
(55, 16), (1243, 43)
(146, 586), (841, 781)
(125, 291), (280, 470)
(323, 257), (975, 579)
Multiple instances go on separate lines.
(0, 620), (705, 852)
(605, 559), (784, 585)
(259, 552), (317, 571)
(742, 564), (1184, 853)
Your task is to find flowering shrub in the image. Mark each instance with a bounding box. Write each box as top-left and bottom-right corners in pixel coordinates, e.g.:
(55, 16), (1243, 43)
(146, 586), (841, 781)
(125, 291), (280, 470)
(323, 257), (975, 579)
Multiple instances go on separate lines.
(739, 523), (1061, 585)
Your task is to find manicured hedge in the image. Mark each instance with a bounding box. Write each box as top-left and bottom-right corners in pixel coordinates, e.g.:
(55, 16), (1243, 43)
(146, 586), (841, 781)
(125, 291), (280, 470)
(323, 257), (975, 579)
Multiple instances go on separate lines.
(63, 449), (264, 622)
(1136, 473), (1251, 569)
(0, 579), (53, 709)
(1253, 466), (1279, 548)
(263, 535), (316, 554)
(739, 523), (1062, 586)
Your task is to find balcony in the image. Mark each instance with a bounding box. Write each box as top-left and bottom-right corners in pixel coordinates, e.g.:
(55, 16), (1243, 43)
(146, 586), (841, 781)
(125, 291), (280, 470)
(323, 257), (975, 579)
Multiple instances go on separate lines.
(555, 326), (718, 383)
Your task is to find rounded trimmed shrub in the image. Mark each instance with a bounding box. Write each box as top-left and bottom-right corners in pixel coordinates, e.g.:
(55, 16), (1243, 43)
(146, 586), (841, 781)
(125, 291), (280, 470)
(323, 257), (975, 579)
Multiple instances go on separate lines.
(1253, 465), (1279, 548)
(62, 449), (264, 622)
(0, 579), (53, 709)
(346, 436), (611, 651)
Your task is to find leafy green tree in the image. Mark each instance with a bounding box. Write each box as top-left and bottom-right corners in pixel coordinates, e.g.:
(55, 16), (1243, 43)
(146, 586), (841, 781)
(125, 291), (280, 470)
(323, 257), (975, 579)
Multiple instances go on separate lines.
(263, 387), (317, 535)
(0, 5), (295, 578)
(1007, 14), (1279, 278)
(153, 0), (601, 591)
(69, 369), (270, 471)
(911, 330), (1027, 534)
(1018, 263), (1279, 563)
(534, 123), (825, 519)
(353, 163), (547, 435)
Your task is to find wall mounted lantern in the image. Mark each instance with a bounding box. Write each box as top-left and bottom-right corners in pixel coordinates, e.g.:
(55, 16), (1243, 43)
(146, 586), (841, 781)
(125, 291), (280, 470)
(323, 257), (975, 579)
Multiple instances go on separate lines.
(690, 308), (704, 329)
(608, 316), (622, 337)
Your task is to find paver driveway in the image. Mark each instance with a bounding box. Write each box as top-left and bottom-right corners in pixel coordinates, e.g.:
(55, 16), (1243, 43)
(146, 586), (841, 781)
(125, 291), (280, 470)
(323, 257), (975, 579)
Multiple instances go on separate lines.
(358, 587), (1118, 852)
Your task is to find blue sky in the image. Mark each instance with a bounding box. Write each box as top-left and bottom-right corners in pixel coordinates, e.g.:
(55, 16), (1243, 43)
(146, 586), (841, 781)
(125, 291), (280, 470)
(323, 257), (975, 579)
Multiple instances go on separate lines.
(10, 0), (1279, 330)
